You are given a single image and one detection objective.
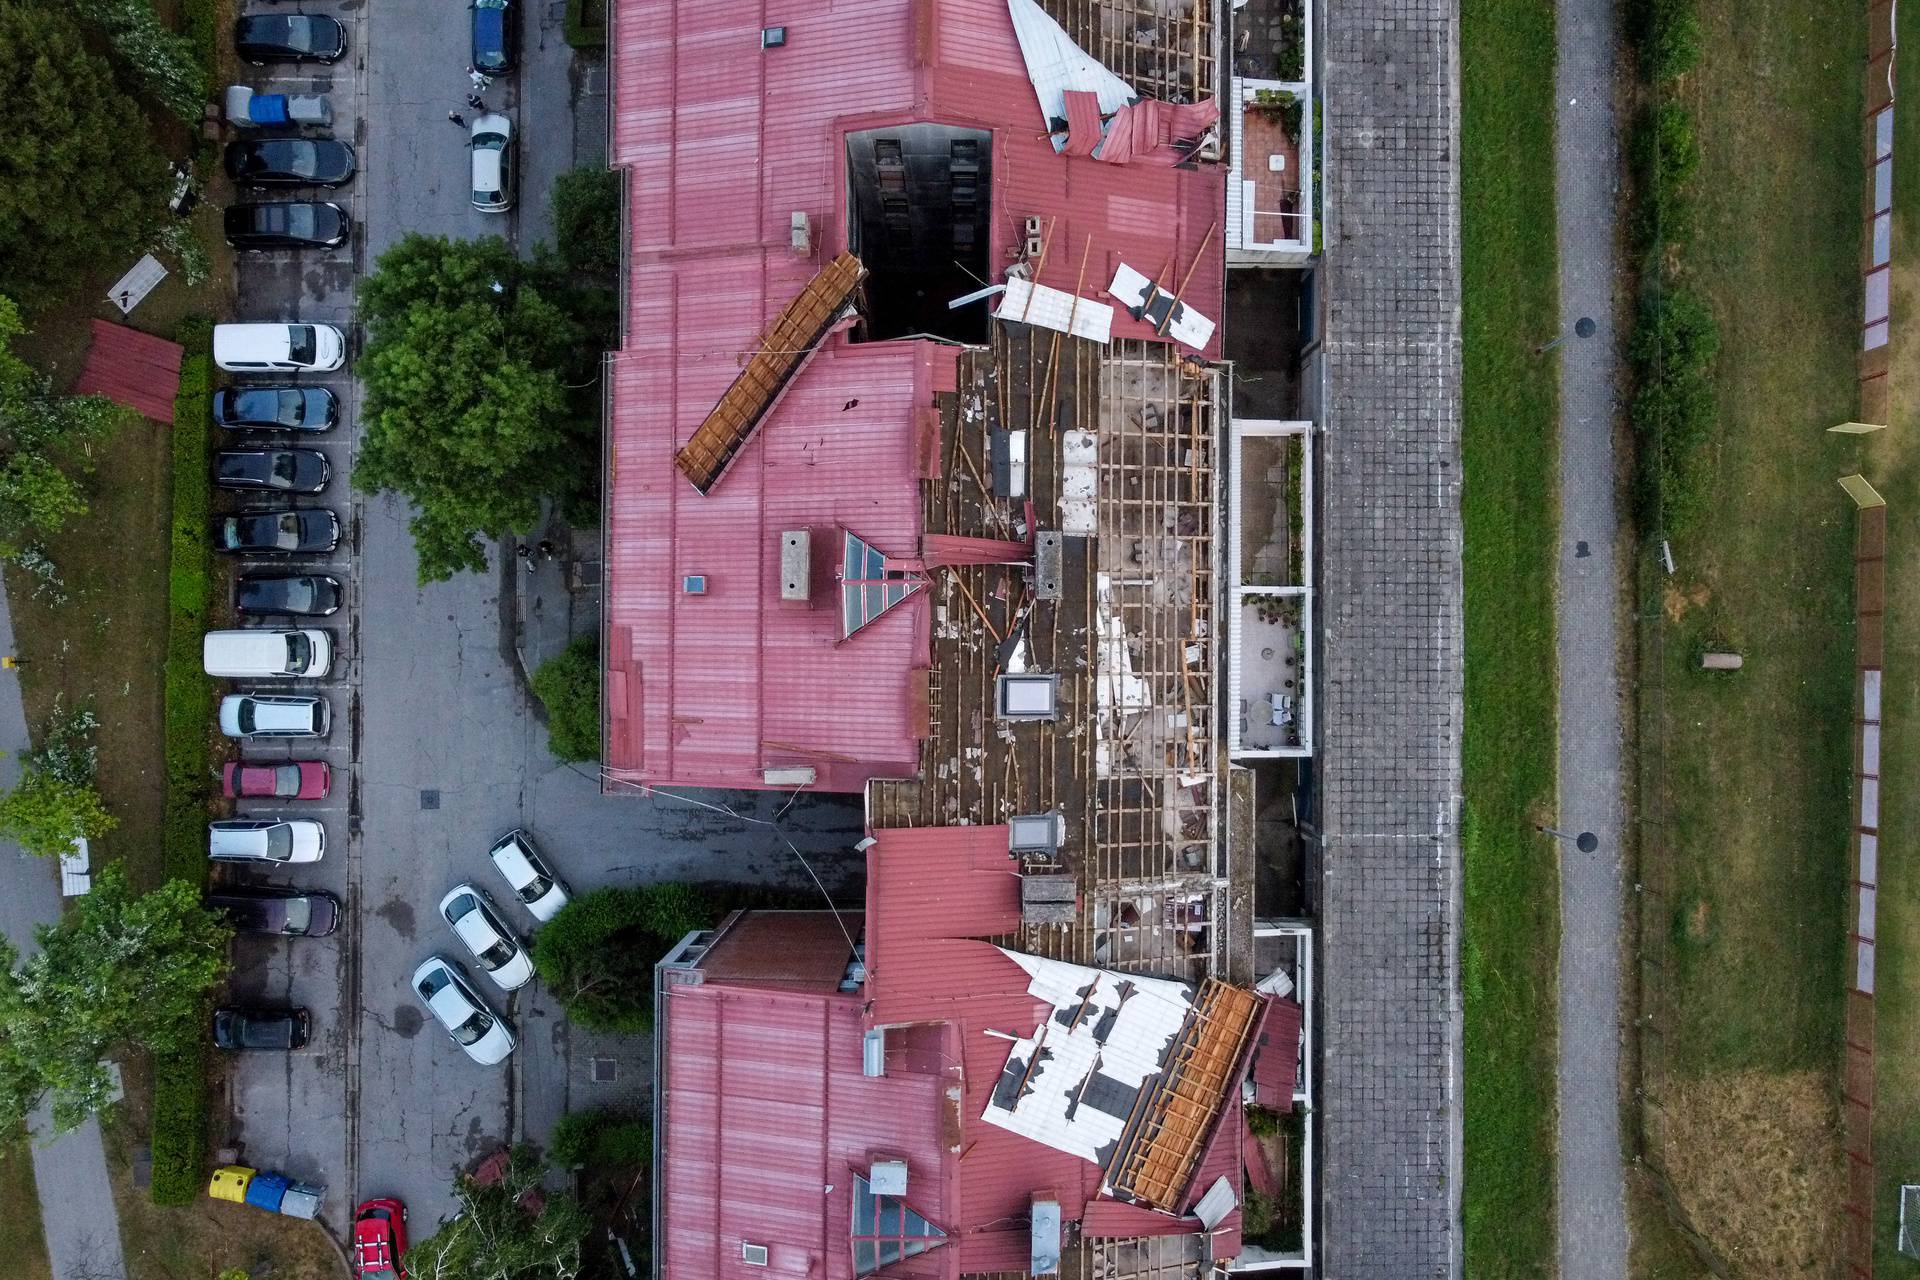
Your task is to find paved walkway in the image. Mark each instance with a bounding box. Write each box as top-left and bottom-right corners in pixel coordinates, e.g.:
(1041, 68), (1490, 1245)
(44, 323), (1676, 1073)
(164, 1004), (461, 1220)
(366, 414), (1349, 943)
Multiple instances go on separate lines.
(1317, 0), (1464, 1275)
(1552, 0), (1629, 1274)
(0, 585), (128, 1280)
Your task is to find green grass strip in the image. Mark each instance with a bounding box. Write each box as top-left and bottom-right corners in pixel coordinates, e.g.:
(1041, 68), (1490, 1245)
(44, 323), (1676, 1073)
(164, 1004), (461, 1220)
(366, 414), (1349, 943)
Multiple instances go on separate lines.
(1460, 0), (1562, 1274)
(152, 316), (214, 1206)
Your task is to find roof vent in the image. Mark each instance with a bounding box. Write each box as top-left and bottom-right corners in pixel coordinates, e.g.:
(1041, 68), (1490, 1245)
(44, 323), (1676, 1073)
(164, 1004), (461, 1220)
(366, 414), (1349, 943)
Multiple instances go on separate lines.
(762, 764), (817, 787)
(760, 25), (786, 47)
(1030, 1198), (1061, 1275)
(780, 529), (811, 600)
(742, 1241), (770, 1266)
(682, 574), (707, 594)
(996, 673), (1058, 721)
(790, 211), (812, 255)
(868, 1158), (908, 1196)
(1034, 532), (1063, 600)
(862, 1028), (886, 1077)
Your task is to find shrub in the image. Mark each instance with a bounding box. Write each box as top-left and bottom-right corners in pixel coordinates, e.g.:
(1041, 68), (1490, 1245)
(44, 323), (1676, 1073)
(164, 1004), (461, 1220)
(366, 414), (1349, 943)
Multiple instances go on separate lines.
(564, 0), (607, 48)
(1246, 1104), (1285, 1139)
(549, 1109), (599, 1167)
(149, 1040), (206, 1204)
(531, 633), (600, 763)
(550, 1107), (651, 1169)
(551, 168), (621, 278)
(164, 321), (216, 888)
(1631, 100), (1701, 245)
(1629, 0), (1701, 83)
(1628, 290), (1719, 536)
(531, 885), (715, 1032)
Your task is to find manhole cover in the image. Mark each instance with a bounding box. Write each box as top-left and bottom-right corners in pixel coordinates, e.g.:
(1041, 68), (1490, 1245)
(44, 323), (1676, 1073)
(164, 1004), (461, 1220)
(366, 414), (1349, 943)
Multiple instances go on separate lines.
(420, 789), (440, 810)
(1574, 316), (1596, 338)
(592, 1057), (619, 1083)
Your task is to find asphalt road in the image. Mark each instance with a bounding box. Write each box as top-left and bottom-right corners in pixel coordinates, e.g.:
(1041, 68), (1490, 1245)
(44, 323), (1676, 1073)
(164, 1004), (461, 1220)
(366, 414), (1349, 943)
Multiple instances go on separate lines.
(221, 0), (865, 1236)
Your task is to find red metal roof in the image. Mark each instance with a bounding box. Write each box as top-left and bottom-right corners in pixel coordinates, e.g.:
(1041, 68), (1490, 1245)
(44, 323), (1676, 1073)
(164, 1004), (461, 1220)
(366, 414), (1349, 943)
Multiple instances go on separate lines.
(606, 0), (1224, 792)
(1249, 994), (1304, 1109)
(72, 320), (182, 423)
(660, 977), (960, 1280)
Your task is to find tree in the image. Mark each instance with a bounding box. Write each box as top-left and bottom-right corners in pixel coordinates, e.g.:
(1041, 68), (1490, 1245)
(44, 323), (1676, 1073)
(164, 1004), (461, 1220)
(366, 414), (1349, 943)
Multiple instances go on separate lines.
(530, 886), (712, 1033)
(550, 168), (621, 278)
(71, 0), (207, 121)
(354, 236), (603, 582)
(407, 1147), (593, 1280)
(0, 766), (114, 859)
(0, 865), (230, 1132)
(0, 296), (129, 555)
(530, 634), (599, 763)
(0, 5), (174, 308)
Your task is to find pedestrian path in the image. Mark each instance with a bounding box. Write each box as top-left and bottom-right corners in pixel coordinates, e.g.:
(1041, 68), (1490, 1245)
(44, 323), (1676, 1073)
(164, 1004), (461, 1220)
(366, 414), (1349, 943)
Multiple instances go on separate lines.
(0, 582), (128, 1280)
(1553, 0), (1629, 1275)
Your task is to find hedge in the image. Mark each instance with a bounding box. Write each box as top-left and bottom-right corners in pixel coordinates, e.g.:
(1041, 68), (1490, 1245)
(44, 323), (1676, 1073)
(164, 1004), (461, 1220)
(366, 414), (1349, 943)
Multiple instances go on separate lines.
(152, 316), (214, 1205)
(1628, 0), (1702, 83)
(179, 0), (217, 94)
(530, 633), (600, 763)
(564, 0), (606, 48)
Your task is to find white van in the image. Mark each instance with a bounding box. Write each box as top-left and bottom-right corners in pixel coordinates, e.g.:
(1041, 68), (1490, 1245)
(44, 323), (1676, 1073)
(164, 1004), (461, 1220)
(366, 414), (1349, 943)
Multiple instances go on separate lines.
(203, 629), (332, 678)
(213, 323), (346, 373)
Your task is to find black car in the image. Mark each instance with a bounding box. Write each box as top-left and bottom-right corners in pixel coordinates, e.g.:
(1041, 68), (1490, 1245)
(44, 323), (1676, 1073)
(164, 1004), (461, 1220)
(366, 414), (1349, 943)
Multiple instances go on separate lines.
(224, 202), (351, 250)
(217, 508), (341, 555)
(207, 889), (341, 938)
(234, 14), (347, 64)
(470, 0), (517, 75)
(213, 1007), (312, 1051)
(225, 139), (357, 188)
(237, 573), (343, 617)
(212, 385), (336, 432)
(216, 448), (331, 494)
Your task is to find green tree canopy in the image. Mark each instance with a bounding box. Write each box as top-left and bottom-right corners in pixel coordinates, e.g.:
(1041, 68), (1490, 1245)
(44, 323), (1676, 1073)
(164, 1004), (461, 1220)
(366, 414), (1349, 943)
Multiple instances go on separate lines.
(529, 885), (712, 1033)
(0, 766), (115, 859)
(0, 865), (230, 1132)
(406, 1147), (593, 1280)
(353, 235), (602, 583)
(530, 633), (599, 763)
(0, 296), (129, 555)
(550, 168), (621, 278)
(0, 4), (174, 308)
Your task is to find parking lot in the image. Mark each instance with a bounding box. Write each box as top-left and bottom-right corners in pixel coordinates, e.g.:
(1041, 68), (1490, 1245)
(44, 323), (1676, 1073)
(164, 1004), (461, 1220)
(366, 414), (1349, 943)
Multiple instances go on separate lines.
(212, 0), (864, 1234)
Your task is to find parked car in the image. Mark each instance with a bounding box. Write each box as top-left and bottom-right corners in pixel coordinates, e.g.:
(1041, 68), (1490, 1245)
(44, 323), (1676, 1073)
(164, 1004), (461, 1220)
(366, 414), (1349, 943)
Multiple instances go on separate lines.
(225, 201), (351, 250)
(226, 139), (357, 187)
(437, 885), (533, 990)
(470, 0), (517, 75)
(353, 1198), (409, 1280)
(223, 760), (332, 800)
(219, 693), (330, 739)
(469, 114), (513, 213)
(208, 888), (341, 937)
(487, 830), (569, 922)
(214, 323), (346, 373)
(213, 1007), (312, 1051)
(203, 628), (332, 678)
(209, 818), (326, 863)
(237, 574), (343, 618)
(234, 14), (347, 64)
(217, 509), (341, 555)
(213, 385), (336, 432)
(216, 448), (331, 494)
(410, 957), (516, 1065)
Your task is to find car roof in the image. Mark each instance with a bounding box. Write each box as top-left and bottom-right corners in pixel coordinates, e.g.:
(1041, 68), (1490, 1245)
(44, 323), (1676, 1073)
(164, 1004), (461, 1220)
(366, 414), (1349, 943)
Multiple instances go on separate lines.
(489, 835), (537, 882)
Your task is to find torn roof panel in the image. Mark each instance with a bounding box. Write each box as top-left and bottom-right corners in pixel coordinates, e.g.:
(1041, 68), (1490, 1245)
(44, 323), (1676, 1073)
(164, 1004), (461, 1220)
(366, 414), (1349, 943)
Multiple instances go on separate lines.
(1007, 0), (1139, 136)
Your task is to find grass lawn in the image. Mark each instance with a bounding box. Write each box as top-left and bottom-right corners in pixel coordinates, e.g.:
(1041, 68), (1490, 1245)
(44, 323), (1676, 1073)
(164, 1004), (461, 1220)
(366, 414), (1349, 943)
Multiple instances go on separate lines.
(0, 1125), (51, 1280)
(1458, 0), (1560, 1275)
(1633, 0), (1866, 1270)
(1867, 0), (1920, 1267)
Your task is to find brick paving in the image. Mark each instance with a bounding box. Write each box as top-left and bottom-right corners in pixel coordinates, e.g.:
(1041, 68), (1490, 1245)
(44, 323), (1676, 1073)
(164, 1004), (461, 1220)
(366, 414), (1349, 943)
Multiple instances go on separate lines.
(1315, 0), (1463, 1275)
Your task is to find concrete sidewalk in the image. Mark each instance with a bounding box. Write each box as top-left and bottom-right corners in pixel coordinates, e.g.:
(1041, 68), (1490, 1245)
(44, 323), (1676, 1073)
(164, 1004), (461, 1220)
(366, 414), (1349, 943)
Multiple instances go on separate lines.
(1552, 0), (1630, 1275)
(0, 584), (128, 1280)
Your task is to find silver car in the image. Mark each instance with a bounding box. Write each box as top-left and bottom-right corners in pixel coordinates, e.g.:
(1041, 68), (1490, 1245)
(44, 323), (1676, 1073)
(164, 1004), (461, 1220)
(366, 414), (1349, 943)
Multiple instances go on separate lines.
(219, 693), (329, 739)
(209, 818), (325, 863)
(468, 114), (512, 212)
(437, 884), (534, 991)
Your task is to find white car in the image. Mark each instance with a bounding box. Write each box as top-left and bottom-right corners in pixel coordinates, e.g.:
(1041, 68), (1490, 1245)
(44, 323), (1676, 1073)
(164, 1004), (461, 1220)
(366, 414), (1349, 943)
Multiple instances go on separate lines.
(468, 113), (513, 212)
(209, 818), (325, 863)
(410, 956), (515, 1065)
(487, 830), (569, 922)
(437, 884), (534, 991)
(219, 693), (329, 739)
(213, 322), (347, 373)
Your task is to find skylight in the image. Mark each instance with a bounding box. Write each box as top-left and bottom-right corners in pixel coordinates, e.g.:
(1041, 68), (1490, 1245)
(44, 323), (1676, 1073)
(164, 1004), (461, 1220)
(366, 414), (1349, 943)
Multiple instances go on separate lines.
(840, 531), (926, 640)
(850, 1172), (947, 1276)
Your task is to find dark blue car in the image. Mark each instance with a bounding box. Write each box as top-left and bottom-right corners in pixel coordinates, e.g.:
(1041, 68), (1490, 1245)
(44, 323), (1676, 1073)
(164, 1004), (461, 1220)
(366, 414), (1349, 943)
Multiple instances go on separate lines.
(470, 0), (516, 75)
(212, 385), (337, 431)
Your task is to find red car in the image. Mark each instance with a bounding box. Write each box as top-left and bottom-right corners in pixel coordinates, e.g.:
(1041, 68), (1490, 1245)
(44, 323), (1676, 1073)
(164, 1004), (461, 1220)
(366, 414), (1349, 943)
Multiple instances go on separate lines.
(353, 1197), (408, 1279)
(222, 760), (330, 800)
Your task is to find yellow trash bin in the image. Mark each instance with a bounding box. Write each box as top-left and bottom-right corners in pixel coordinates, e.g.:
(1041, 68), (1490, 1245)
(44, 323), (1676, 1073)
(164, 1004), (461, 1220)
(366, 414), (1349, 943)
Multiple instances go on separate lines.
(208, 1165), (255, 1203)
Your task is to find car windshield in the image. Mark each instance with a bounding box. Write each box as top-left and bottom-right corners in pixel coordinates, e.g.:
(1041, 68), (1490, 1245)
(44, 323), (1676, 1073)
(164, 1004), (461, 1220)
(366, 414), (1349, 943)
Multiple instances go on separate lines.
(236, 702), (258, 734)
(283, 897), (312, 932)
(285, 15), (320, 44)
(272, 453), (298, 483)
(282, 206), (318, 237)
(274, 765), (302, 795)
(288, 325), (317, 365)
(517, 869), (551, 904)
(283, 579), (316, 609)
(452, 1006), (494, 1046)
(265, 826), (292, 860)
(477, 936), (515, 970)
(276, 513), (304, 549)
(286, 633), (311, 669)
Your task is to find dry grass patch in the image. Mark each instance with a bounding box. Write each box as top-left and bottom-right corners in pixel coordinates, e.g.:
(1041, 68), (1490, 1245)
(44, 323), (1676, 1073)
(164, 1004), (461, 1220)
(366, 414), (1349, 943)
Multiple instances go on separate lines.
(1657, 1070), (1842, 1277)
